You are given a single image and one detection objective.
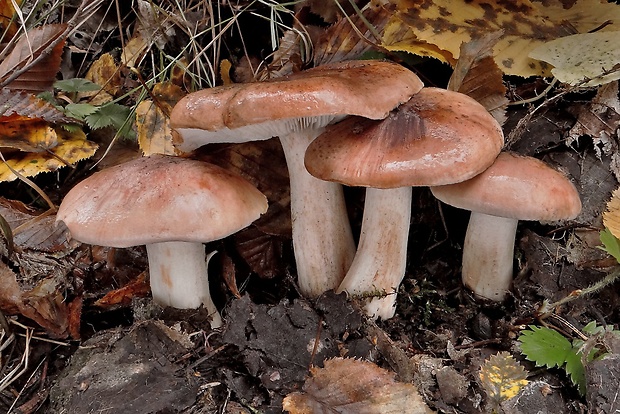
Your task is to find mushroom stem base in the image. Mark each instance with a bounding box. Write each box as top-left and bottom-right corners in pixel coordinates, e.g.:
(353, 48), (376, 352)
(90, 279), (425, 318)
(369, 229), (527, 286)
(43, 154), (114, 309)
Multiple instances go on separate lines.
(462, 213), (518, 301)
(337, 187), (412, 319)
(147, 241), (222, 327)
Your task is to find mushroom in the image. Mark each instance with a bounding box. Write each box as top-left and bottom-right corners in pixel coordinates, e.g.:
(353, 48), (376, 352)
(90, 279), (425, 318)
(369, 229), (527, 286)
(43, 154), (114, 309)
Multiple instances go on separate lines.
(304, 88), (504, 319)
(170, 60), (423, 297)
(56, 155), (268, 328)
(431, 152), (582, 301)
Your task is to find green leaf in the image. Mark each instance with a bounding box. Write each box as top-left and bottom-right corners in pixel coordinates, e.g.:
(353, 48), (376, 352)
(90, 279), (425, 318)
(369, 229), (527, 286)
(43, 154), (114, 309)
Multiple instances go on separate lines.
(519, 325), (572, 369)
(85, 103), (131, 130)
(54, 78), (101, 93)
(65, 103), (98, 121)
(599, 228), (620, 263)
(565, 345), (586, 396)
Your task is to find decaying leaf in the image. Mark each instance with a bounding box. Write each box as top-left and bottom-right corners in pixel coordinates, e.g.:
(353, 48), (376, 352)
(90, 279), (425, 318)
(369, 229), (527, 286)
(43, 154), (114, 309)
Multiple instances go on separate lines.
(479, 352), (529, 408)
(0, 128), (98, 182)
(380, 0), (620, 77)
(94, 272), (150, 308)
(529, 31), (620, 87)
(0, 119), (57, 152)
(283, 357), (431, 414)
(136, 82), (184, 156)
(447, 31), (508, 125)
(567, 81), (620, 161)
(0, 88), (76, 123)
(0, 23), (67, 92)
(234, 227), (287, 279)
(83, 53), (122, 101)
(313, 6), (387, 66)
(603, 188), (620, 241)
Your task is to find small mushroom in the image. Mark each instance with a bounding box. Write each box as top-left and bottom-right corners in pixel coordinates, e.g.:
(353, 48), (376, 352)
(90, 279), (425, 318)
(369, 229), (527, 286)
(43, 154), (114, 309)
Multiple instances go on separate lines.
(56, 155), (268, 328)
(305, 88), (504, 319)
(170, 60), (423, 297)
(431, 152), (582, 300)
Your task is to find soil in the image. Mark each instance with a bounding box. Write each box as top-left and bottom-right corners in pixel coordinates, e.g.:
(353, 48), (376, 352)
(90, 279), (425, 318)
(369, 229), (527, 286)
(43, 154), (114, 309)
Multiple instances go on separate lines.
(1, 2), (620, 414)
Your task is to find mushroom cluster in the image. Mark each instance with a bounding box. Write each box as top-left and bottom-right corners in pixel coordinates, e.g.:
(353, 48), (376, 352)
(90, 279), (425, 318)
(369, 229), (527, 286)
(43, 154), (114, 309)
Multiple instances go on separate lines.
(305, 87), (505, 318)
(170, 59), (423, 298)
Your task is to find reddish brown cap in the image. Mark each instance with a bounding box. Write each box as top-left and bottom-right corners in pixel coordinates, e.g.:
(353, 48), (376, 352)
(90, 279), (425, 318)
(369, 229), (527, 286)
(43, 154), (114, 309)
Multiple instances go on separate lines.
(304, 88), (504, 188)
(170, 60), (424, 152)
(56, 155), (268, 247)
(431, 152), (582, 220)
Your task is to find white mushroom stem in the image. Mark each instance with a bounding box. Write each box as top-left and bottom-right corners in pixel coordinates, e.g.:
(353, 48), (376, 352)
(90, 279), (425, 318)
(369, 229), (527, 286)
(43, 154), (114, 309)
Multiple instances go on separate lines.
(337, 187), (412, 319)
(146, 241), (223, 328)
(278, 127), (356, 297)
(462, 212), (518, 301)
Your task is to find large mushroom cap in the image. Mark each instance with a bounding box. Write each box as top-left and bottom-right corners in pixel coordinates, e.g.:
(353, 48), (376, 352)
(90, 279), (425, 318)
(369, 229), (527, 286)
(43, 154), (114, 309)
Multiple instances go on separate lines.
(170, 60), (424, 151)
(56, 155), (268, 247)
(431, 152), (582, 221)
(304, 87), (505, 188)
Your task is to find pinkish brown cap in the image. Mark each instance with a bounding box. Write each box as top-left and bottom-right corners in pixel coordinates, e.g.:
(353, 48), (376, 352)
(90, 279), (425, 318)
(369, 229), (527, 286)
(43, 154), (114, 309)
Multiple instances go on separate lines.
(170, 60), (424, 152)
(304, 88), (505, 188)
(431, 152), (582, 220)
(56, 155), (268, 247)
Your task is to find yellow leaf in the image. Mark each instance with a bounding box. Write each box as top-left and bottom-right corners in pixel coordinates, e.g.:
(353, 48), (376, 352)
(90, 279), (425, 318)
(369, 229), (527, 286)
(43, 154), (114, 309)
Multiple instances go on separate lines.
(603, 187), (620, 240)
(479, 352), (529, 408)
(529, 31), (620, 87)
(0, 128), (97, 182)
(0, 120), (57, 152)
(380, 0), (620, 77)
(121, 31), (149, 68)
(135, 83), (184, 156)
(84, 53), (122, 99)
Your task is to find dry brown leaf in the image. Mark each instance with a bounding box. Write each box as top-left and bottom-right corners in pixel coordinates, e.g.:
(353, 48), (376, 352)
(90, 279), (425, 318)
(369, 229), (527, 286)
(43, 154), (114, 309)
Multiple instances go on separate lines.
(234, 227), (287, 279)
(567, 81), (620, 158)
(121, 30), (149, 68)
(313, 6), (388, 66)
(283, 357), (432, 414)
(447, 31), (508, 125)
(0, 88), (76, 123)
(0, 128), (98, 182)
(94, 272), (150, 308)
(0, 23), (67, 92)
(380, 0), (620, 77)
(136, 82), (184, 156)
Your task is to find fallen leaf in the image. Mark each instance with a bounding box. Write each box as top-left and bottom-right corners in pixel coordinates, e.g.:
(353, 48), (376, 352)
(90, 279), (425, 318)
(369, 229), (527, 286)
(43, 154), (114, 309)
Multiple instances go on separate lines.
(83, 53), (123, 99)
(234, 226), (287, 279)
(0, 119), (57, 152)
(136, 82), (184, 155)
(283, 357), (432, 414)
(94, 271), (150, 308)
(0, 128), (98, 182)
(0, 88), (77, 123)
(447, 31), (508, 125)
(380, 0), (620, 77)
(0, 24), (67, 92)
(479, 352), (529, 408)
(567, 81), (620, 158)
(529, 31), (620, 86)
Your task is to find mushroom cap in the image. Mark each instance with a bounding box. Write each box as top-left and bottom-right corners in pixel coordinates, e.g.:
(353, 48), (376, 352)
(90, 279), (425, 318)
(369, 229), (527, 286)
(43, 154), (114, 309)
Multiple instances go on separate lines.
(304, 87), (505, 188)
(56, 155), (268, 248)
(431, 152), (582, 221)
(170, 60), (424, 151)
